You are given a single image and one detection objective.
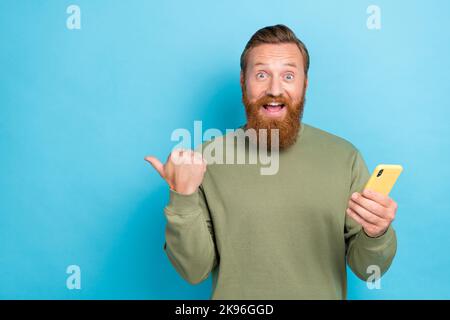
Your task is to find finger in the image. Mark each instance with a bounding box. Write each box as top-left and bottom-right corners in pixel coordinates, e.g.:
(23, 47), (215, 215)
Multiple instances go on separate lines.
(144, 156), (165, 178)
(350, 192), (385, 218)
(192, 151), (204, 165)
(170, 149), (186, 165)
(348, 199), (383, 225)
(170, 148), (192, 165)
(362, 189), (392, 208)
(174, 148), (188, 156)
(182, 151), (194, 164)
(346, 207), (373, 230)
(178, 148), (186, 157)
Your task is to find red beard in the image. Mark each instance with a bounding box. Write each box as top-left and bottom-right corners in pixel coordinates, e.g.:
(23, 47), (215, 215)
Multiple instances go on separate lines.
(242, 84), (306, 151)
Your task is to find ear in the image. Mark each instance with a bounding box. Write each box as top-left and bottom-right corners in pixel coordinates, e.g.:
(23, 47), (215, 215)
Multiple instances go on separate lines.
(240, 71), (245, 88)
(305, 77), (308, 89)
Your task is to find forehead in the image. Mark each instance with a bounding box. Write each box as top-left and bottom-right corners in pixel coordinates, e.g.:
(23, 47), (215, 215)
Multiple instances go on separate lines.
(247, 43), (303, 69)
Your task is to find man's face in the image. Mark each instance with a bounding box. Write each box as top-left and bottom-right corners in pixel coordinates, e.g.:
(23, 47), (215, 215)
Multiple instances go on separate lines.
(241, 43), (308, 150)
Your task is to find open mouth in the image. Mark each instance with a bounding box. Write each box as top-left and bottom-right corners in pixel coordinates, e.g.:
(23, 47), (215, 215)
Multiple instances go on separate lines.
(261, 102), (286, 116)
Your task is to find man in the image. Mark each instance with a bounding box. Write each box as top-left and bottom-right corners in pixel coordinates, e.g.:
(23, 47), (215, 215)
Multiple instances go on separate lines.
(145, 24), (398, 299)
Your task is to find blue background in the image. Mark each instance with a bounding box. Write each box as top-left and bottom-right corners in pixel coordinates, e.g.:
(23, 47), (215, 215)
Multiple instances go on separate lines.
(1, 0), (449, 299)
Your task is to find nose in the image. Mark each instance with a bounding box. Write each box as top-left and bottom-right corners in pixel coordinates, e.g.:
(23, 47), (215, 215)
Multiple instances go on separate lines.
(266, 77), (283, 97)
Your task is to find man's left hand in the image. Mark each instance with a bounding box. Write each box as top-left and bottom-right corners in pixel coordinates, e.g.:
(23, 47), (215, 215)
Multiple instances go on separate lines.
(346, 189), (398, 238)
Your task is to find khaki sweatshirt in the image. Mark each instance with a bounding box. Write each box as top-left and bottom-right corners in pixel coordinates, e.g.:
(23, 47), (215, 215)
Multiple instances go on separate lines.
(162, 122), (397, 299)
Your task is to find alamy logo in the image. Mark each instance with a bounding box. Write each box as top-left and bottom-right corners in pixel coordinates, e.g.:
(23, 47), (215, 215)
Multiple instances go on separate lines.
(366, 265), (381, 290)
(367, 5), (381, 30)
(66, 265), (81, 290)
(171, 121), (280, 175)
(66, 5), (81, 30)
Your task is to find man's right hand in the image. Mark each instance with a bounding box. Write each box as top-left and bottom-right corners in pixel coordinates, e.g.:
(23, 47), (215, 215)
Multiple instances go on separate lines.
(145, 149), (207, 195)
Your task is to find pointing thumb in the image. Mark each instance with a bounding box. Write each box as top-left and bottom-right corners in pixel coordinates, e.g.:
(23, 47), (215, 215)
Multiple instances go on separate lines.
(144, 156), (165, 178)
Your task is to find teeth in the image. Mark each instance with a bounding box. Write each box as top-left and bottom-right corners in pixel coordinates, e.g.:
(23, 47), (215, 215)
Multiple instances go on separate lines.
(267, 102), (283, 106)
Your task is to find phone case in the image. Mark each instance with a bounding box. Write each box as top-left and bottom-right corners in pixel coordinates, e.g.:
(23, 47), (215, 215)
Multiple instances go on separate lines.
(364, 164), (403, 196)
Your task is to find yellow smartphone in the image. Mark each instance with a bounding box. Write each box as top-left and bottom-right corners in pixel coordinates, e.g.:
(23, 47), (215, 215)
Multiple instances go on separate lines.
(364, 164), (403, 196)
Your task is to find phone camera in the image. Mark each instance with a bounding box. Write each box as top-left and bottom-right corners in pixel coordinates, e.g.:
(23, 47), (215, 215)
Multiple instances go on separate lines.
(377, 169), (384, 177)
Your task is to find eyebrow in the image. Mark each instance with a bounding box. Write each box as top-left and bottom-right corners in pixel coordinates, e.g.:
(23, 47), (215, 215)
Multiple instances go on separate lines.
(253, 62), (298, 68)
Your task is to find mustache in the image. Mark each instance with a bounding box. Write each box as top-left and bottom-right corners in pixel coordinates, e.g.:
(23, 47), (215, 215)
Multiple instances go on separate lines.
(253, 95), (291, 107)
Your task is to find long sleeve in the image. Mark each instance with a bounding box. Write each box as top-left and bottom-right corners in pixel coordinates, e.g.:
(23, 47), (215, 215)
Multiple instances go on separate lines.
(344, 149), (397, 281)
(163, 183), (218, 284)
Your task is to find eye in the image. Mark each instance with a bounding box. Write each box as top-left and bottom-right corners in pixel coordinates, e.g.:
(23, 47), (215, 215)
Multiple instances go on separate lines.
(284, 73), (294, 81)
(256, 72), (267, 80)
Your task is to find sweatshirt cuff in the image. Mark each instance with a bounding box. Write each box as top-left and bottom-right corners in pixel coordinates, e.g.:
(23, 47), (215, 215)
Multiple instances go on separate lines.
(164, 188), (201, 215)
(357, 225), (396, 251)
